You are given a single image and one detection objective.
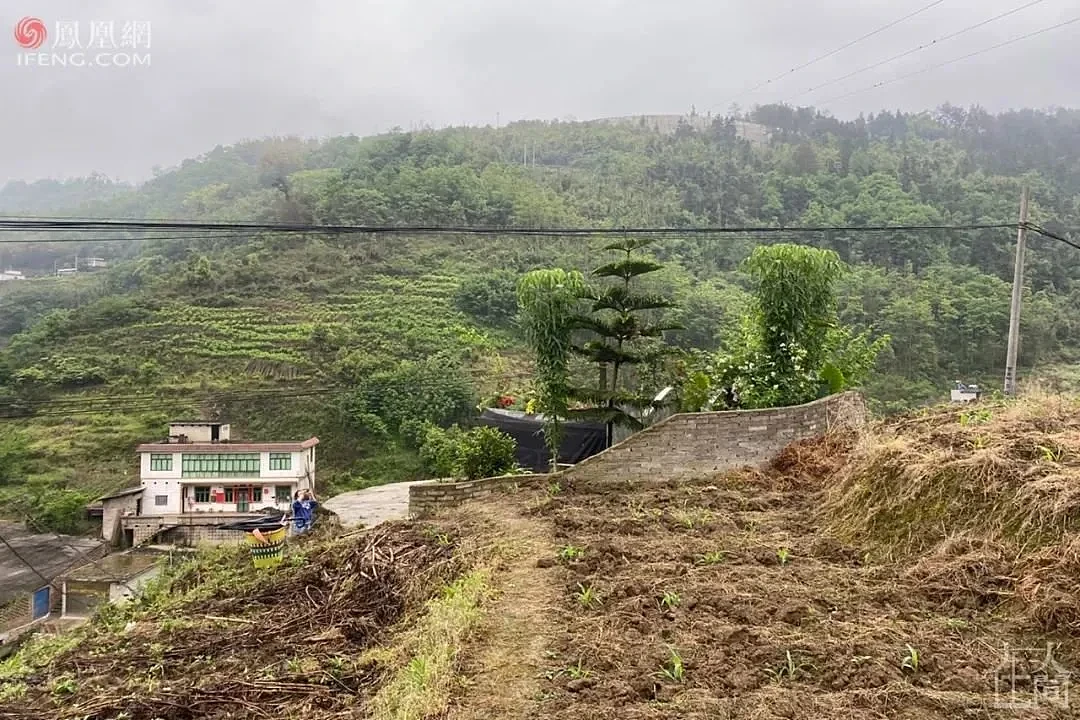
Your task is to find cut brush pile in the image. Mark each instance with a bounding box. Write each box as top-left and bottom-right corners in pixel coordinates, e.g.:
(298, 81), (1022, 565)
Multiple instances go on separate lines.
(825, 393), (1080, 634)
(0, 522), (472, 720)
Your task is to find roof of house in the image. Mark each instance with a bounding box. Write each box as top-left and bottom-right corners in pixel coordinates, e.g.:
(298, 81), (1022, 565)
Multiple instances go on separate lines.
(168, 420), (230, 426)
(63, 551), (159, 583)
(0, 522), (104, 603)
(98, 486), (144, 502)
(135, 437), (319, 453)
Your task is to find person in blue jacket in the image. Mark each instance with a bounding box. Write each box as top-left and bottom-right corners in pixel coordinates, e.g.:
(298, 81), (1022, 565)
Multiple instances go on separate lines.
(291, 487), (318, 534)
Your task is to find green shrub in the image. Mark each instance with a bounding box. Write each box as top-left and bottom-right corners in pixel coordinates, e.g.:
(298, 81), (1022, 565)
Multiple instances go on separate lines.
(419, 424), (468, 478)
(419, 424), (517, 481)
(459, 426), (517, 480)
(453, 271), (520, 328)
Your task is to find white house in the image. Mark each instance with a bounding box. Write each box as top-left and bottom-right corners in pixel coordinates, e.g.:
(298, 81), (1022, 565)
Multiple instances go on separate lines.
(133, 421), (318, 516)
(0, 270), (24, 282)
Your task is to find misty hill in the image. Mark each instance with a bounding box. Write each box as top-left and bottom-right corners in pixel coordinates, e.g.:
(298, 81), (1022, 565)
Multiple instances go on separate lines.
(2, 104), (1080, 533)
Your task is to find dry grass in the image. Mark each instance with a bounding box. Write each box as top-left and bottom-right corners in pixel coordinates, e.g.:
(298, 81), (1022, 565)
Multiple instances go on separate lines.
(0, 522), (471, 720)
(824, 393), (1080, 633)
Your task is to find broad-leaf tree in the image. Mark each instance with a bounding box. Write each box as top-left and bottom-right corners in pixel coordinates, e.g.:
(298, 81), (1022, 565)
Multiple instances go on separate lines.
(687, 243), (888, 410)
(517, 269), (586, 470)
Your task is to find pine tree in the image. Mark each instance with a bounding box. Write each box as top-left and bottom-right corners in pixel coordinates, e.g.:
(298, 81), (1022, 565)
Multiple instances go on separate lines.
(572, 237), (678, 440)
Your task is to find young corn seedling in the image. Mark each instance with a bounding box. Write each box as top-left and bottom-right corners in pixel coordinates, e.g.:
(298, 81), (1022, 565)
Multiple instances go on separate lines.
(576, 583), (600, 608)
(547, 481), (562, 496)
(777, 547), (792, 566)
(767, 651), (814, 683)
(696, 550), (726, 565)
(1037, 445), (1064, 462)
(655, 647), (686, 683)
(659, 590), (681, 611)
(558, 544), (585, 562)
(901, 645), (920, 674)
(566, 658), (590, 680)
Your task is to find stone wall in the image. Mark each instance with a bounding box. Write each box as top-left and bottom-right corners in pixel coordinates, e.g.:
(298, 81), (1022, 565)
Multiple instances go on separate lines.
(560, 391), (865, 485)
(409, 474), (547, 517)
(408, 392), (864, 517)
(123, 515), (254, 546)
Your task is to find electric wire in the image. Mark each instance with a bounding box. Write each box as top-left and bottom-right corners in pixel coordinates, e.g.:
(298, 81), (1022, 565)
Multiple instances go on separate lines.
(0, 217), (1020, 239)
(790, 0), (1048, 102)
(818, 15), (1080, 106)
(724, 0), (947, 105)
(1026, 223), (1080, 252)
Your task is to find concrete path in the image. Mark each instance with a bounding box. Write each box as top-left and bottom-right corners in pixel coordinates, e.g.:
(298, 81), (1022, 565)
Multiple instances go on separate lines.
(323, 481), (421, 529)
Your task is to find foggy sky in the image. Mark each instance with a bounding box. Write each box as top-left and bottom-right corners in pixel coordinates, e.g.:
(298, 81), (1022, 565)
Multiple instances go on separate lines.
(1, 0), (1078, 183)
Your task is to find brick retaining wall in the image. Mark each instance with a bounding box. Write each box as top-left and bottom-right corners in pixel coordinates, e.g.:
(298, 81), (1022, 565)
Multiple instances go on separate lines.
(408, 392), (865, 517)
(409, 474), (547, 517)
(560, 390), (865, 484)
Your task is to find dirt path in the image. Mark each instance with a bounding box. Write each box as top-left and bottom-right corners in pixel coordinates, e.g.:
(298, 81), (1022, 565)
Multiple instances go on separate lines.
(447, 502), (561, 720)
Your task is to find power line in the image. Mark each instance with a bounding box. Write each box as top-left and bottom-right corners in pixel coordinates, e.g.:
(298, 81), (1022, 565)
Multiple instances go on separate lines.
(0, 217), (1020, 238)
(818, 14), (1080, 106)
(1026, 223), (1080, 252)
(791, 0), (1048, 102)
(725, 0), (947, 106)
(0, 528), (52, 586)
(0, 388), (335, 420)
(0, 232), (272, 244)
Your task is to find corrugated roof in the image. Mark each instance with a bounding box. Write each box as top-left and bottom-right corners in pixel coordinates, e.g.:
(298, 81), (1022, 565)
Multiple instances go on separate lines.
(98, 486), (144, 502)
(135, 437), (319, 453)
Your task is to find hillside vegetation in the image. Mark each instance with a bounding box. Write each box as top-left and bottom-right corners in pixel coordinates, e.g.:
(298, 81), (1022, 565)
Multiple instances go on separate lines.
(3, 105), (1080, 530)
(4, 396), (1079, 719)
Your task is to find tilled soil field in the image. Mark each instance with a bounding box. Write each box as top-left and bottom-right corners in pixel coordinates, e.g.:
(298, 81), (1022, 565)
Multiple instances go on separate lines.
(525, 438), (1078, 719)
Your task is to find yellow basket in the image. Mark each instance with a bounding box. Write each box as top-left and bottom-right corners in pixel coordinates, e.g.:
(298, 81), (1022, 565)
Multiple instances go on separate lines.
(245, 525), (287, 569)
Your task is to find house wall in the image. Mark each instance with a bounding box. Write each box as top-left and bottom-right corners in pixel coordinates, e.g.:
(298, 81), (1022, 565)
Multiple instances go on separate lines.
(179, 480), (298, 513)
(168, 424), (231, 442)
(101, 493), (141, 543)
(124, 513), (270, 546)
(141, 476), (184, 515)
(108, 566), (161, 604)
(139, 449), (310, 514)
(409, 392), (866, 517)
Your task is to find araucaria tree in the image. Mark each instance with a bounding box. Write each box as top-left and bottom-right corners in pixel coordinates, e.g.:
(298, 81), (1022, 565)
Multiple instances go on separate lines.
(517, 269), (586, 471)
(574, 237), (677, 438)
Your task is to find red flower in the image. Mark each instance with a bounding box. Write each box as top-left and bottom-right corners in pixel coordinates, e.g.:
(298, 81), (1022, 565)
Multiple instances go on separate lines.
(497, 395), (514, 408)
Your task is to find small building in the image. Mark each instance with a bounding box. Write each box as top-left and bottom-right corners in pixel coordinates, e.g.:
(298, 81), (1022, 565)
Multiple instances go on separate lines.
(0, 270), (24, 282)
(950, 382), (982, 403)
(0, 522), (105, 646)
(99, 421), (318, 547)
(59, 551), (161, 618)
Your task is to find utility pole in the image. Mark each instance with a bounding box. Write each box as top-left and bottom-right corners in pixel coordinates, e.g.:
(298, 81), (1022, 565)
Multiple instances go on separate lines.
(1004, 186), (1030, 396)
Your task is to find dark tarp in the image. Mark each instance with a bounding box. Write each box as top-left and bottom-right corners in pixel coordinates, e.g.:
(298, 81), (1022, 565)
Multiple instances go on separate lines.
(477, 408), (608, 472)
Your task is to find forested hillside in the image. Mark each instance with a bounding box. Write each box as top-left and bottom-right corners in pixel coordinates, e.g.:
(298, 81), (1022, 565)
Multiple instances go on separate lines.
(2, 104), (1080, 533)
